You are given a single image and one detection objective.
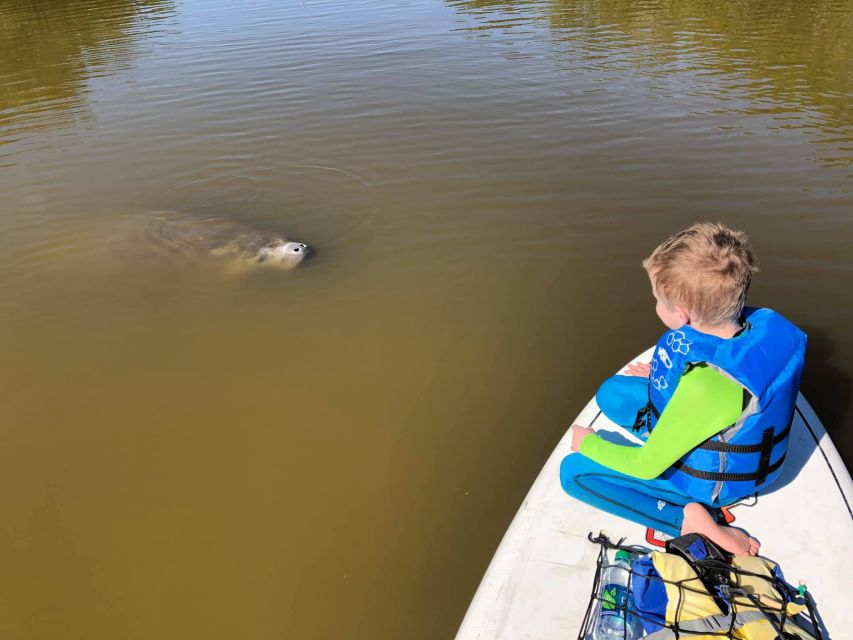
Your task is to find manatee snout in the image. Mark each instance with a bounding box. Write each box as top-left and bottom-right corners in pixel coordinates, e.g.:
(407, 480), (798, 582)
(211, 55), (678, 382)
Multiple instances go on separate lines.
(291, 242), (310, 256)
(258, 240), (313, 268)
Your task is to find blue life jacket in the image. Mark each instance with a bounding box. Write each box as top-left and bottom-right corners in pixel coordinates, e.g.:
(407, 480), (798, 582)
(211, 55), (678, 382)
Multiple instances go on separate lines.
(642, 307), (806, 505)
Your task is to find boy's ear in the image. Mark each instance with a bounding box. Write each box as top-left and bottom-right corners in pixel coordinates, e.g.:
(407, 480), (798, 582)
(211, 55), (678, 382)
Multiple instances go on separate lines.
(674, 305), (691, 327)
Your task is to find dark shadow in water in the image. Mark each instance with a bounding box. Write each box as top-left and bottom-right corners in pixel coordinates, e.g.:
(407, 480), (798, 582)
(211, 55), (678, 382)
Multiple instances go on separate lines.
(799, 325), (853, 467)
(752, 325), (851, 495)
(0, 0), (176, 142)
(447, 0), (853, 167)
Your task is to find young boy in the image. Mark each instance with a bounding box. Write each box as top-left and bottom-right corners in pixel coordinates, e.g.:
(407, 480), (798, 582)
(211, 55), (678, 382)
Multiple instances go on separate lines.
(560, 222), (806, 556)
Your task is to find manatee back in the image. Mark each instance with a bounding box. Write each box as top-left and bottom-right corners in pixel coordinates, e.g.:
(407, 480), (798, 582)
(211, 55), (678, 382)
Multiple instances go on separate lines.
(144, 212), (308, 269)
(146, 213), (270, 259)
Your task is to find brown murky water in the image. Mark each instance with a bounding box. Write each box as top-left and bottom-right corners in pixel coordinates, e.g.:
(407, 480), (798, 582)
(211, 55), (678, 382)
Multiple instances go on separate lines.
(1, 0), (851, 637)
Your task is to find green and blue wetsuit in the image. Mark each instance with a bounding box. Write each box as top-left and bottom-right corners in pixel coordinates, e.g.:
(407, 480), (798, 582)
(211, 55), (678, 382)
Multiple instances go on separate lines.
(560, 308), (806, 535)
(560, 366), (743, 535)
(560, 366), (743, 536)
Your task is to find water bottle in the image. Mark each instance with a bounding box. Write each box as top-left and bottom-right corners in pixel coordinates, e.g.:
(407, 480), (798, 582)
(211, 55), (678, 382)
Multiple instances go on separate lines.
(593, 550), (639, 639)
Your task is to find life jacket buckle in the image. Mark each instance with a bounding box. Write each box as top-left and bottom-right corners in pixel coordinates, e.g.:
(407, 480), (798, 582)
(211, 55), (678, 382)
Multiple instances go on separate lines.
(631, 405), (650, 433)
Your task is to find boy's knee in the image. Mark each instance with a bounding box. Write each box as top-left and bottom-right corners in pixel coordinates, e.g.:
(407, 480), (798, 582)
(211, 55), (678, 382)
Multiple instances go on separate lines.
(559, 454), (586, 497)
(596, 374), (648, 428)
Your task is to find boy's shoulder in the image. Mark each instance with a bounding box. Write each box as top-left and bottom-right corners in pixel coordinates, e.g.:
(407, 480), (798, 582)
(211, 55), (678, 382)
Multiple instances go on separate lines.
(742, 308), (806, 343)
(676, 363), (743, 403)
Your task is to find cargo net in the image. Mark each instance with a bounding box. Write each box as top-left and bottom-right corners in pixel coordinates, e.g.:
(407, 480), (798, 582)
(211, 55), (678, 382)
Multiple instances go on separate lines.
(577, 533), (825, 640)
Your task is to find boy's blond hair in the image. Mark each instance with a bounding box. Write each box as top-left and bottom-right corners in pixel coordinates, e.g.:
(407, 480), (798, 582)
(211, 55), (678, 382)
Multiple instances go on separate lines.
(643, 222), (757, 326)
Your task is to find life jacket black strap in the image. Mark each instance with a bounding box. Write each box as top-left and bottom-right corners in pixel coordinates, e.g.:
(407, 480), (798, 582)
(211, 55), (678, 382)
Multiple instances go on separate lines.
(694, 421), (792, 453)
(648, 400), (660, 419)
(755, 427), (775, 485)
(631, 405), (649, 432)
(631, 399), (661, 433)
(672, 450), (786, 484)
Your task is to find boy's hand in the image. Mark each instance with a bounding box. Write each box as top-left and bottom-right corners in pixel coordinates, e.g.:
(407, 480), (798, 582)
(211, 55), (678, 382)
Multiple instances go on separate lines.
(624, 362), (651, 377)
(571, 425), (595, 452)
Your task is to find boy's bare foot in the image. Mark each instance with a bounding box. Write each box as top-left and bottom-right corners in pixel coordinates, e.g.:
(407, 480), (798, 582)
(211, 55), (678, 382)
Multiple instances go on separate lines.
(681, 502), (760, 557)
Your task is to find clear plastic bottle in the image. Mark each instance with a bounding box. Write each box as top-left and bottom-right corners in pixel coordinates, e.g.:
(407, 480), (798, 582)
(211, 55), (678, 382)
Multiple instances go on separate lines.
(593, 550), (639, 640)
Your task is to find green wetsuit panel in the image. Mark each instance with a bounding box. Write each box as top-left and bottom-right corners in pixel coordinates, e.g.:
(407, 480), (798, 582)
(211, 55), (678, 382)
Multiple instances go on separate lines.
(579, 365), (743, 480)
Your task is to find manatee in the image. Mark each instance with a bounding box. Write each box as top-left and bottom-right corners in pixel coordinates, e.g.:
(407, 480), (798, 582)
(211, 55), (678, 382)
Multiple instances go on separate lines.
(146, 213), (311, 270)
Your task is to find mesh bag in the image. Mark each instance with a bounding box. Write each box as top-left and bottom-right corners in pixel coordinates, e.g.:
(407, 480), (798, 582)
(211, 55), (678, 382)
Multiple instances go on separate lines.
(577, 533), (825, 640)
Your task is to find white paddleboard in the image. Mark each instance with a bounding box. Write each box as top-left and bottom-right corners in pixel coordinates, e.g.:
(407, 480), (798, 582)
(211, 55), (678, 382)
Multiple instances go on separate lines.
(456, 347), (853, 639)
